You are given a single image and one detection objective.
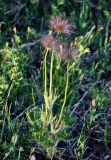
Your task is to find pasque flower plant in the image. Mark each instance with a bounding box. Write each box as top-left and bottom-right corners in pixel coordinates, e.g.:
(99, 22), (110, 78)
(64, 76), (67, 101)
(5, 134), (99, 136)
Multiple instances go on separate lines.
(27, 13), (90, 158)
(40, 14), (80, 136)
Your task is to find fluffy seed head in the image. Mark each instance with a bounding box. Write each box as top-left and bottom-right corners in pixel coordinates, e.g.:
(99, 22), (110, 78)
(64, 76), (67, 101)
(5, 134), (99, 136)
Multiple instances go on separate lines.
(50, 15), (72, 35)
(41, 35), (57, 51)
(58, 44), (79, 61)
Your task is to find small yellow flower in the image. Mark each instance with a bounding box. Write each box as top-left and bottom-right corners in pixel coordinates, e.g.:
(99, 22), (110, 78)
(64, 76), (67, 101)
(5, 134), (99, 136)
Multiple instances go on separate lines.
(13, 27), (17, 34)
(91, 99), (96, 107)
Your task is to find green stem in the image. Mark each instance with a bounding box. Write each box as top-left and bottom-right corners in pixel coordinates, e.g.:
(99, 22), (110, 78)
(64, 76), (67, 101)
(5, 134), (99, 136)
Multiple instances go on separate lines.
(44, 49), (48, 119)
(49, 52), (54, 94)
(44, 49), (48, 94)
(55, 62), (69, 129)
(1, 82), (13, 142)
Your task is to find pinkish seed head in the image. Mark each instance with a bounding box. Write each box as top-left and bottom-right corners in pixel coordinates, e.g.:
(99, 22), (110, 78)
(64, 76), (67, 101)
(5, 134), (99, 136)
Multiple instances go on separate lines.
(58, 44), (79, 61)
(50, 15), (72, 35)
(41, 35), (57, 51)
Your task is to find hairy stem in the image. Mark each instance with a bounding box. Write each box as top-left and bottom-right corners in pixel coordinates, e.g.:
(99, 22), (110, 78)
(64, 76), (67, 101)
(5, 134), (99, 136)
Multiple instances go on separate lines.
(49, 52), (54, 94)
(44, 49), (48, 120)
(55, 62), (69, 129)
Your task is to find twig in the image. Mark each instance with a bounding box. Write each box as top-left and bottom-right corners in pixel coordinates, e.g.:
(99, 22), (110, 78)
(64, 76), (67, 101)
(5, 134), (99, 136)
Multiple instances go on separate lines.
(13, 103), (41, 125)
(70, 91), (88, 117)
(19, 31), (56, 49)
(5, 4), (25, 15)
(19, 39), (41, 49)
